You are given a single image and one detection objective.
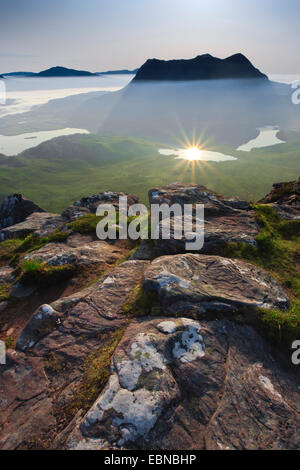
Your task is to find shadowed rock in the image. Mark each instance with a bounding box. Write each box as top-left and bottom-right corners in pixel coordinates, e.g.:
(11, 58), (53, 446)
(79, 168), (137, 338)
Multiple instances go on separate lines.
(0, 194), (45, 231)
(259, 177), (300, 220)
(143, 254), (289, 315)
(0, 212), (61, 240)
(62, 191), (139, 221)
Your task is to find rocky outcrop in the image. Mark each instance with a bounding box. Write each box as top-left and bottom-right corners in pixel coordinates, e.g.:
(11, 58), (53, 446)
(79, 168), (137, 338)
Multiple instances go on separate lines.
(62, 191), (139, 221)
(0, 194), (45, 231)
(259, 177), (300, 219)
(0, 260), (148, 449)
(0, 352), (55, 450)
(143, 254), (289, 315)
(149, 183), (258, 254)
(24, 240), (124, 268)
(0, 182), (298, 451)
(149, 182), (251, 213)
(0, 212), (61, 241)
(65, 317), (300, 450)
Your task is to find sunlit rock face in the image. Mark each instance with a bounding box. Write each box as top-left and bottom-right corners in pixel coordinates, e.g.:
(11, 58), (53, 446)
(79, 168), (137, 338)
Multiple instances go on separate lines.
(143, 253), (289, 315)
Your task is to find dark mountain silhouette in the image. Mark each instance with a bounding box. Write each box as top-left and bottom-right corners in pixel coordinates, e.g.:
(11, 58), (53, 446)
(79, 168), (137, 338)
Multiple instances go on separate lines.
(37, 66), (95, 77)
(2, 71), (36, 77)
(2, 67), (96, 77)
(134, 53), (268, 81)
(86, 54), (298, 146)
(2, 68), (137, 78)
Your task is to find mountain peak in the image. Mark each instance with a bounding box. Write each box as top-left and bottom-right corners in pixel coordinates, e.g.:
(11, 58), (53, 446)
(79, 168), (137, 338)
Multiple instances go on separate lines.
(134, 53), (268, 81)
(37, 66), (95, 77)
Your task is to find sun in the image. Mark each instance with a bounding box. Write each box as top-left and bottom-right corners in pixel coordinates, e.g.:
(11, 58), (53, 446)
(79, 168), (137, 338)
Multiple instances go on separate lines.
(184, 146), (202, 161)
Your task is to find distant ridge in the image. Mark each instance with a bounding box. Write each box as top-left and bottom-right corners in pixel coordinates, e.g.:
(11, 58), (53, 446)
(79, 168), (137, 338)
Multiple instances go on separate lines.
(134, 53), (268, 81)
(2, 71), (36, 77)
(37, 66), (95, 77)
(97, 68), (139, 75)
(2, 66), (96, 77)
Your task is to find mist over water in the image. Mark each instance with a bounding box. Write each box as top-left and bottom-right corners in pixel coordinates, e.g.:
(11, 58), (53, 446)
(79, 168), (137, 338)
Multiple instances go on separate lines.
(96, 78), (299, 147)
(0, 75), (134, 118)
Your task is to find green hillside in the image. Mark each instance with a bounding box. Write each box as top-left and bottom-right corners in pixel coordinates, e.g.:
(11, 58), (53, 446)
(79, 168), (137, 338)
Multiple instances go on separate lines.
(0, 133), (299, 213)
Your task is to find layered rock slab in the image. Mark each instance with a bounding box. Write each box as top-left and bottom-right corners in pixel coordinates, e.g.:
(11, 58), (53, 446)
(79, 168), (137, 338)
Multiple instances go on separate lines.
(0, 260), (149, 449)
(24, 240), (124, 268)
(143, 253), (289, 315)
(0, 212), (61, 241)
(0, 351), (55, 450)
(65, 317), (300, 450)
(148, 183), (258, 254)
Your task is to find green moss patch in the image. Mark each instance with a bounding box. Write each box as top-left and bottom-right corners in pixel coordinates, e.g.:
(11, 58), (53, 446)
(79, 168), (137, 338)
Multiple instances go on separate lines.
(0, 283), (10, 301)
(220, 204), (300, 350)
(67, 214), (102, 234)
(20, 259), (74, 286)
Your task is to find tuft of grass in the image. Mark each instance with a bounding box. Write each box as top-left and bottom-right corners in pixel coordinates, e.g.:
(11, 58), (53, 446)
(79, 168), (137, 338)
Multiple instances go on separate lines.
(68, 212), (140, 237)
(63, 326), (127, 418)
(122, 283), (161, 317)
(0, 283), (10, 301)
(5, 336), (14, 349)
(0, 239), (23, 266)
(16, 231), (69, 254)
(68, 214), (101, 235)
(220, 203), (300, 350)
(20, 259), (74, 286)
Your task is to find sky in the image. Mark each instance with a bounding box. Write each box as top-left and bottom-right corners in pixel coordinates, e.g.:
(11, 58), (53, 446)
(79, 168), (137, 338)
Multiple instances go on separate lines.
(0, 0), (300, 74)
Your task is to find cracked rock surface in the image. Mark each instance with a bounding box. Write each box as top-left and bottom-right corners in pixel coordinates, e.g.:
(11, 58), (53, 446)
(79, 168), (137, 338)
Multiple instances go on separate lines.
(65, 317), (300, 450)
(143, 253), (289, 315)
(148, 183), (258, 254)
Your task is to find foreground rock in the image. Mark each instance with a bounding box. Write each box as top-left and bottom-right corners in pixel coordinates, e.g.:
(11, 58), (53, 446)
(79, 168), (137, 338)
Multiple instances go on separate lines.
(0, 260), (148, 449)
(65, 317), (300, 450)
(0, 266), (15, 284)
(259, 177), (300, 219)
(149, 182), (251, 214)
(143, 254), (289, 315)
(0, 352), (55, 450)
(0, 212), (61, 240)
(0, 194), (45, 231)
(62, 191), (139, 221)
(148, 183), (258, 254)
(24, 240), (124, 269)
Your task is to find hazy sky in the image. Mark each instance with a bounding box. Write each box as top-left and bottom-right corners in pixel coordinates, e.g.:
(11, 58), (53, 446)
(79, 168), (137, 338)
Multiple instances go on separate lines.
(1, 0), (299, 74)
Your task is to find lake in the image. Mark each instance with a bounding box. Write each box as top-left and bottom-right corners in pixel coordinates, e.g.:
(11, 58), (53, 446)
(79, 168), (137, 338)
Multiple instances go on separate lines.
(237, 126), (285, 152)
(159, 147), (237, 162)
(0, 128), (90, 156)
(0, 75), (134, 118)
(0, 74), (134, 155)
